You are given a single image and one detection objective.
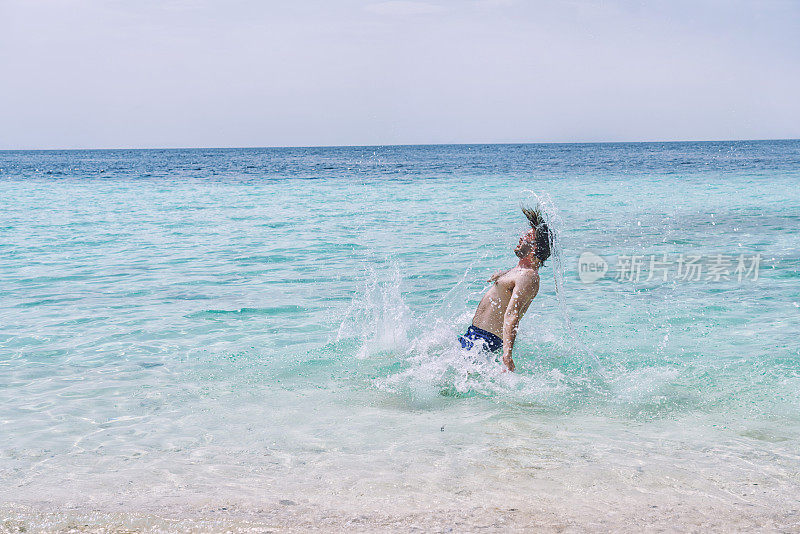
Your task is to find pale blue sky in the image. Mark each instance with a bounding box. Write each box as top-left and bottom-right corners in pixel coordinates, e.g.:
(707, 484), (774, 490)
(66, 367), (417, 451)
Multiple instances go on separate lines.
(1, 0), (798, 149)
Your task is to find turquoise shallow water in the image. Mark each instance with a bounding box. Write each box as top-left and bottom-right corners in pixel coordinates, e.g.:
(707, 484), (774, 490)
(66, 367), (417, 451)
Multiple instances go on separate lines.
(1, 142), (800, 527)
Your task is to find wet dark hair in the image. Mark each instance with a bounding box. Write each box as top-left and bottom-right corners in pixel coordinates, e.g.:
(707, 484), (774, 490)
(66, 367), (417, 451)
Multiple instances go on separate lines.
(521, 205), (552, 265)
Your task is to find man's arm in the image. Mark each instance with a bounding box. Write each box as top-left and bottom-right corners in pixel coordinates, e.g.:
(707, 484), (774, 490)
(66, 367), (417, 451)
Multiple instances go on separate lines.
(501, 275), (539, 372)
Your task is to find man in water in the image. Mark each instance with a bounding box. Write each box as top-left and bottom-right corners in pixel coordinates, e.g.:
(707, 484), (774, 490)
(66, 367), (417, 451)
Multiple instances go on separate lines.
(459, 205), (551, 372)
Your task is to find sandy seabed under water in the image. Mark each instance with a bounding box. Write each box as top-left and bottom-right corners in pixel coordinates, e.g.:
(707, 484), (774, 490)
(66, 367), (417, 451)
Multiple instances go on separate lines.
(2, 491), (798, 533)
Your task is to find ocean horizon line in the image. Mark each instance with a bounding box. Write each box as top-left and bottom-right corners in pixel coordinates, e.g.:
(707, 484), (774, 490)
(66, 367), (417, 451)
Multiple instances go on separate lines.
(2, 137), (799, 153)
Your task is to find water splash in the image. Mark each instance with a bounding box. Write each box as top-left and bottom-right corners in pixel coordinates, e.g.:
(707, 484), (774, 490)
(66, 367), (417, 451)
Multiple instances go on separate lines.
(522, 190), (613, 376)
(336, 263), (411, 359)
(330, 192), (617, 404)
(335, 261), (597, 409)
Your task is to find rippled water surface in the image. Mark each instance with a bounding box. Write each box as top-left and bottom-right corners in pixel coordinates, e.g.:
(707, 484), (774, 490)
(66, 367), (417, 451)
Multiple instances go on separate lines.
(1, 142), (799, 530)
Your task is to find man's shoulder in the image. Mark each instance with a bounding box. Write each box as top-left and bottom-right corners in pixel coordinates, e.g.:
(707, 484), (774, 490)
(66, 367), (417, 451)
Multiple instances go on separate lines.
(513, 268), (540, 287)
(515, 267), (540, 280)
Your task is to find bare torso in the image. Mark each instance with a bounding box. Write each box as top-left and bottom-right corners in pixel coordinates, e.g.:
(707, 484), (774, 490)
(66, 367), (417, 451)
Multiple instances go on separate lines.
(472, 267), (539, 337)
